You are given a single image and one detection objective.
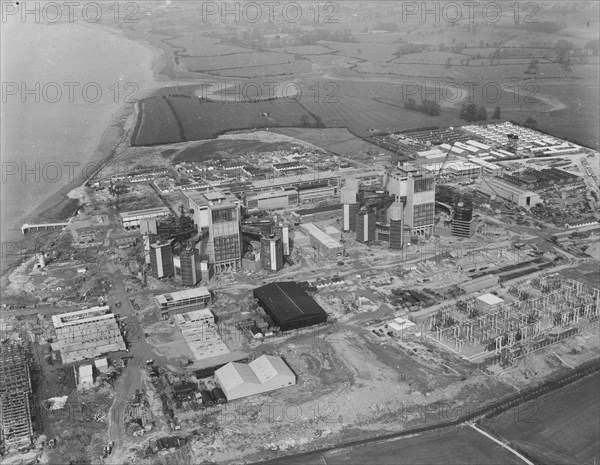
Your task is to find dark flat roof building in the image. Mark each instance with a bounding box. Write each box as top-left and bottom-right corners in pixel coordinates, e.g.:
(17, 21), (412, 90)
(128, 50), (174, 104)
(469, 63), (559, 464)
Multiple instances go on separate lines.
(253, 282), (327, 332)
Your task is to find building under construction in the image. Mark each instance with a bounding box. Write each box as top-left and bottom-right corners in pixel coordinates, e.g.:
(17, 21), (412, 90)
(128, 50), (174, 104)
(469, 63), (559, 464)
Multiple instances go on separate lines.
(51, 306), (126, 364)
(451, 195), (476, 238)
(0, 341), (33, 452)
(425, 276), (600, 366)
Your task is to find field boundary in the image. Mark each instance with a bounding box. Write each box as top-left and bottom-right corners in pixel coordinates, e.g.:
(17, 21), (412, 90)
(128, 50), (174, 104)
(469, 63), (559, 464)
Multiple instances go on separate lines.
(254, 357), (600, 464)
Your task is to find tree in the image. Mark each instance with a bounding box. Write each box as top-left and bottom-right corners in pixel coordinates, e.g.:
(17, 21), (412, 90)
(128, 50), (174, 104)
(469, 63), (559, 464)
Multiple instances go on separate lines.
(477, 106), (487, 121)
(422, 100), (441, 116)
(300, 115), (311, 127)
(459, 103), (479, 122)
(405, 98), (417, 110)
(492, 106), (501, 119)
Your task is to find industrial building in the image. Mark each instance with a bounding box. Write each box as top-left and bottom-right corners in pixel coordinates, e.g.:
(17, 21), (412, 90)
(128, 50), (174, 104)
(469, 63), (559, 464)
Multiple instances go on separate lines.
(174, 309), (230, 361)
(261, 234), (284, 271)
(451, 196), (476, 238)
(120, 206), (171, 230)
(0, 342), (33, 452)
(149, 239), (175, 278)
(183, 189), (242, 272)
(300, 223), (344, 259)
(292, 204), (343, 223)
(250, 169), (340, 194)
(386, 163), (436, 236)
(51, 306), (126, 364)
(356, 209), (376, 243)
(387, 202), (404, 249)
(174, 247), (200, 287)
(245, 188), (298, 210)
(477, 178), (542, 209)
(271, 223), (290, 256)
(253, 282), (328, 332)
(388, 317), (418, 337)
(476, 293), (504, 312)
(296, 182), (338, 205)
(155, 288), (213, 319)
(445, 160), (482, 180)
(174, 245), (212, 287)
(215, 354), (296, 401)
(341, 182), (359, 232)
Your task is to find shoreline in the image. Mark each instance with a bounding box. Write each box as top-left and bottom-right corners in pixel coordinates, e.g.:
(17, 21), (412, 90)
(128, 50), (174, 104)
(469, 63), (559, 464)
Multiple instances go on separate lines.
(0, 22), (166, 278)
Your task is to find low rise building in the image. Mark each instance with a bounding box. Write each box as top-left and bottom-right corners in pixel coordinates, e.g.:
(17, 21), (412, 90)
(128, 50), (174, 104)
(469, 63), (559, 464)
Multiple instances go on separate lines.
(155, 288), (213, 319)
(476, 178), (542, 209)
(299, 223), (343, 259)
(476, 293), (504, 313)
(245, 188), (298, 210)
(120, 207), (171, 230)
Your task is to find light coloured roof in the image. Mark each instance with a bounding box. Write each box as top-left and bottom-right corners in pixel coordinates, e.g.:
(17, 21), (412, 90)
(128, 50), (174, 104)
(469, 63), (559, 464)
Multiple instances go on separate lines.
(52, 306), (112, 328)
(252, 170), (339, 189)
(155, 287), (211, 305)
(300, 223), (342, 249)
(249, 355), (294, 384)
(216, 362), (260, 390)
(120, 206), (170, 219)
(477, 293), (504, 306)
(79, 364), (93, 377)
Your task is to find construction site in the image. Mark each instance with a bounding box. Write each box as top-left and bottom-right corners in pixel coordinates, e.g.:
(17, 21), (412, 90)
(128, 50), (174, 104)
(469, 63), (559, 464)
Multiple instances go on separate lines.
(0, 341), (34, 454)
(422, 276), (600, 368)
(50, 306), (126, 364)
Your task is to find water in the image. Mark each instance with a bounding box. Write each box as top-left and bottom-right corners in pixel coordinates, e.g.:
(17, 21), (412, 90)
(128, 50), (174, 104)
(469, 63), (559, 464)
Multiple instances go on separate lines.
(1, 19), (157, 247)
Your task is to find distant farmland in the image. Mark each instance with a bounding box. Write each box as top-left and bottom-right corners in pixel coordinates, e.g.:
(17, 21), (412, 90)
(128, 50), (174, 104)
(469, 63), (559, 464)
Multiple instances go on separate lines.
(131, 87), (322, 146)
(481, 372), (600, 465)
(131, 80), (468, 146)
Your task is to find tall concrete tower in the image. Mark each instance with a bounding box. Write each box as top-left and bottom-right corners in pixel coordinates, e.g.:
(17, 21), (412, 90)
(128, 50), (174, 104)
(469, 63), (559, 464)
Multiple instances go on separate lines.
(341, 179), (359, 232)
(387, 201), (404, 250)
(183, 189), (242, 273)
(356, 209), (375, 243)
(386, 163), (435, 237)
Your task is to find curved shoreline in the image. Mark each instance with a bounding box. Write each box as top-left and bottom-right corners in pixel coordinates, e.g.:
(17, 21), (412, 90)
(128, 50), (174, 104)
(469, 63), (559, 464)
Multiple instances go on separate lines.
(0, 22), (164, 277)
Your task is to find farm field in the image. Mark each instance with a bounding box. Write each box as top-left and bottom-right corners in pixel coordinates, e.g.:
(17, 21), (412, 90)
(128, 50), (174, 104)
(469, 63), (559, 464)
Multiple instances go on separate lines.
(125, 2), (599, 148)
(261, 425), (525, 465)
(131, 87), (321, 146)
(481, 372), (600, 465)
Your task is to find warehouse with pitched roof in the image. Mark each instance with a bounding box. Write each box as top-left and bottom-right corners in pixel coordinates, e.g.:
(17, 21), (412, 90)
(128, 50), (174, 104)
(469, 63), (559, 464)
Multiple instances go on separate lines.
(253, 282), (328, 332)
(214, 355), (296, 401)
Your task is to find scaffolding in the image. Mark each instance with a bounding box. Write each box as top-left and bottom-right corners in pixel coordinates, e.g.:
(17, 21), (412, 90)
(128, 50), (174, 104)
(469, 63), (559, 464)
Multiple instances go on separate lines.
(428, 278), (600, 360)
(0, 342), (33, 452)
